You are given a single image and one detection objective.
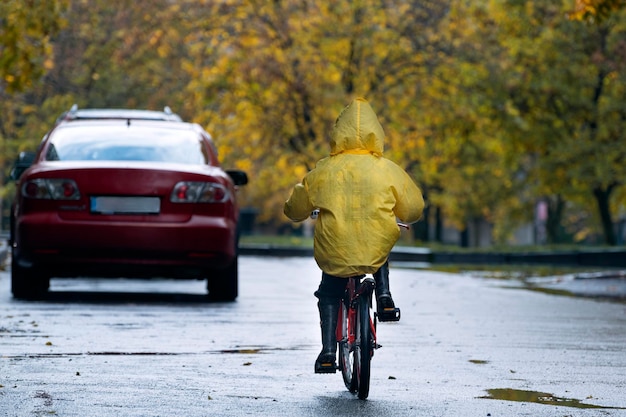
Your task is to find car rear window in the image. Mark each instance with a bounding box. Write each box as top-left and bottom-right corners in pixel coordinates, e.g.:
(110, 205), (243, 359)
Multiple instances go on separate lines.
(45, 125), (210, 165)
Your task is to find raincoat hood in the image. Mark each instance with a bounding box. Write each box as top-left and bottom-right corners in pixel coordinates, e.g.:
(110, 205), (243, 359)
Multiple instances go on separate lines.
(330, 98), (384, 156)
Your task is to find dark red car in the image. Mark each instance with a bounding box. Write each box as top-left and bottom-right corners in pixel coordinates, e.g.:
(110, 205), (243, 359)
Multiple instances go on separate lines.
(10, 107), (248, 301)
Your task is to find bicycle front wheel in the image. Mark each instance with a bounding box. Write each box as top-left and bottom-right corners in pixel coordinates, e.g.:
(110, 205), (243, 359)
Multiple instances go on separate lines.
(355, 294), (373, 399)
(339, 302), (357, 393)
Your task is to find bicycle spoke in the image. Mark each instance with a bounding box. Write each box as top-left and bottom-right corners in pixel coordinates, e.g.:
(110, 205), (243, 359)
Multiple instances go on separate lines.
(339, 301), (357, 392)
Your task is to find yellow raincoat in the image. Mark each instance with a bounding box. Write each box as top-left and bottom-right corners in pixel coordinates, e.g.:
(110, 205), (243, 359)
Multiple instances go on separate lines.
(284, 98), (424, 277)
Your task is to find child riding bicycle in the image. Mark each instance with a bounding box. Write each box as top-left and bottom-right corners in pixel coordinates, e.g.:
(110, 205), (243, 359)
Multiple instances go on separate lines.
(284, 98), (424, 373)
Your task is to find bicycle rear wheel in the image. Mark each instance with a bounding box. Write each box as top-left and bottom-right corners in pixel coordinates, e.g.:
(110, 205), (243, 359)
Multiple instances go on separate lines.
(339, 302), (357, 393)
(355, 294), (373, 399)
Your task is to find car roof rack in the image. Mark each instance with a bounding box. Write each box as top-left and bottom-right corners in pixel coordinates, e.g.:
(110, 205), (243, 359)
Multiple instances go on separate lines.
(57, 105), (183, 123)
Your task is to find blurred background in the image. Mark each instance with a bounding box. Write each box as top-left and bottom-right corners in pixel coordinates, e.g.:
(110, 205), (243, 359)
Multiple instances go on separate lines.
(1, 0), (625, 248)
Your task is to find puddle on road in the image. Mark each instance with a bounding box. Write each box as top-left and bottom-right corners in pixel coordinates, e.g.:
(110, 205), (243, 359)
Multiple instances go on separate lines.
(220, 348), (261, 354)
(218, 346), (299, 354)
(3, 346), (301, 359)
(479, 388), (625, 409)
(87, 351), (177, 356)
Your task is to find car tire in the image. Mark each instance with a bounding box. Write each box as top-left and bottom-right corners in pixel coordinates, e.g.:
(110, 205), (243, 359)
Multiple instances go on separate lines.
(11, 256), (49, 300)
(206, 256), (238, 302)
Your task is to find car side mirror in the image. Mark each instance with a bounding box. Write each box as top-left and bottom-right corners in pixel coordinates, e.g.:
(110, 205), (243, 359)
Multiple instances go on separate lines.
(9, 151), (36, 181)
(226, 170), (248, 186)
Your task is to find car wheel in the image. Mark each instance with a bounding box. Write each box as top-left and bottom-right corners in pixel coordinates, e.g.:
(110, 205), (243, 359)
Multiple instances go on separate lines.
(206, 256), (238, 302)
(11, 254), (49, 300)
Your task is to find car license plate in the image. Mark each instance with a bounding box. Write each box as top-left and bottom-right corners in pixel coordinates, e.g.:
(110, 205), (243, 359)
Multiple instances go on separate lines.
(90, 196), (160, 214)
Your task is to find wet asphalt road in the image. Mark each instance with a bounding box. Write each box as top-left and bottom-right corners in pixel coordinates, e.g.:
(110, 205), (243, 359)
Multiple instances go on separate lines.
(1, 256), (626, 417)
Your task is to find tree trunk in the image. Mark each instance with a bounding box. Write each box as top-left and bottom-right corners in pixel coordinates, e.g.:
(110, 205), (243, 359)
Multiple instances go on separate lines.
(413, 204), (429, 242)
(435, 206), (443, 243)
(460, 226), (469, 248)
(546, 195), (565, 244)
(593, 184), (616, 246)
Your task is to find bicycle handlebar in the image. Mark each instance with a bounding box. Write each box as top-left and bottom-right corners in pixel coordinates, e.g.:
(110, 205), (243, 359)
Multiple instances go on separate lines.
(310, 209), (410, 230)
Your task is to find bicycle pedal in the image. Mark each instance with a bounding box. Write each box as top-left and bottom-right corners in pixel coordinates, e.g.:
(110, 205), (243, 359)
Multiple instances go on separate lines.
(314, 362), (337, 374)
(377, 307), (401, 322)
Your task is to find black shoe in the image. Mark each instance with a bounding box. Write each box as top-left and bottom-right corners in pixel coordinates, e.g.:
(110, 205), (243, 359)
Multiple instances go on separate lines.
(315, 352), (337, 373)
(376, 295), (401, 322)
(374, 262), (401, 322)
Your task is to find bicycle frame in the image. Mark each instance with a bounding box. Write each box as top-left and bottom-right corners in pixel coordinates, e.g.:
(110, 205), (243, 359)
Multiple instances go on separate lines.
(340, 277), (377, 345)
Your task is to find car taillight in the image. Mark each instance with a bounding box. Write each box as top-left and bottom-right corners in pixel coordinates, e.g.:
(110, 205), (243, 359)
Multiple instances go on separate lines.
(21, 179), (81, 200)
(170, 181), (230, 203)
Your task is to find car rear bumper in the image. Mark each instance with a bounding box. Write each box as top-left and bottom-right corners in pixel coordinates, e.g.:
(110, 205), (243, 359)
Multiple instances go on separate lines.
(14, 213), (237, 278)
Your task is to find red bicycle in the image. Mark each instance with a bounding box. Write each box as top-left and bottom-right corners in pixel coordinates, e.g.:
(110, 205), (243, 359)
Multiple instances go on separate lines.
(337, 227), (405, 399)
(311, 210), (404, 399)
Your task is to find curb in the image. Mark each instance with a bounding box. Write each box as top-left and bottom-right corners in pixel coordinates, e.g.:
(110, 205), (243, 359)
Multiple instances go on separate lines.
(239, 244), (626, 268)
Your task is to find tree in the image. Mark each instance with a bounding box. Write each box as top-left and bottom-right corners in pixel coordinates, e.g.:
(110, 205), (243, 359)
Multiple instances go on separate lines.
(0, 0), (68, 224)
(468, 0), (626, 245)
(42, 0), (193, 111)
(183, 0), (449, 227)
(570, 0), (626, 21)
(0, 0), (68, 93)
(3, 0), (625, 246)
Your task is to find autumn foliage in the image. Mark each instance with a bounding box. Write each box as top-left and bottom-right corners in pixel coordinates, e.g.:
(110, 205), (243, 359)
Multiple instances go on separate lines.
(1, 0), (625, 245)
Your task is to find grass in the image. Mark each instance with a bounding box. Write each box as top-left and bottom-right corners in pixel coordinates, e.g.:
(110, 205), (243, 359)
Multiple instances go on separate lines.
(240, 234), (314, 248)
